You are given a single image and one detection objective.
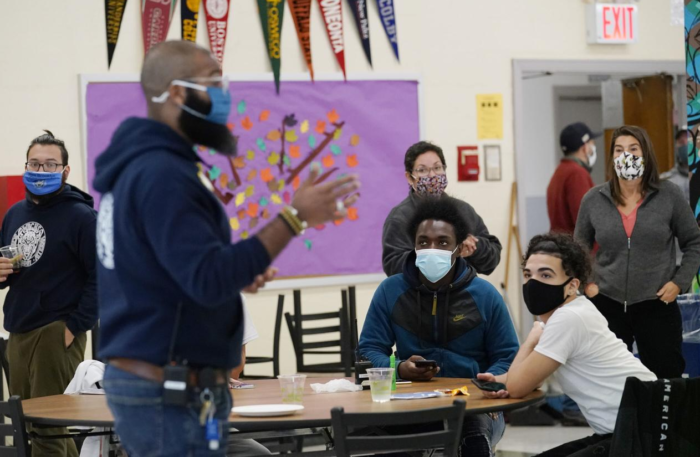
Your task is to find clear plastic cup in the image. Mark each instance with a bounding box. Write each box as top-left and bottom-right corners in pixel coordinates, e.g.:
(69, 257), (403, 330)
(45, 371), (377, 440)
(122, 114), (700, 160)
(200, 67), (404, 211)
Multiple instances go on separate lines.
(366, 367), (394, 403)
(278, 374), (306, 404)
(0, 246), (21, 272)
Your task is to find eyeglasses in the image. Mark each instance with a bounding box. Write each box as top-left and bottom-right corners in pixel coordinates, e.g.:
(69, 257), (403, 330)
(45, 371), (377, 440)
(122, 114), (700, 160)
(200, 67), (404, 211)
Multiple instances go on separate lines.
(25, 162), (65, 172)
(412, 165), (446, 177)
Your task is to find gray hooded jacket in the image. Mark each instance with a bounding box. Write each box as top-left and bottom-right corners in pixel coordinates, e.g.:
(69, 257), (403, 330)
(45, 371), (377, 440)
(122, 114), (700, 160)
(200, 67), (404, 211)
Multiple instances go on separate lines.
(574, 181), (700, 306)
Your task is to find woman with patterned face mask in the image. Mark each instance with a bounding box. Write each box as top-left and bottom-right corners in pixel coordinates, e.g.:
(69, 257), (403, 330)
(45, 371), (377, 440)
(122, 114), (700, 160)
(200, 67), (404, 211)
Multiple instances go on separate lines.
(381, 141), (502, 277)
(574, 126), (700, 380)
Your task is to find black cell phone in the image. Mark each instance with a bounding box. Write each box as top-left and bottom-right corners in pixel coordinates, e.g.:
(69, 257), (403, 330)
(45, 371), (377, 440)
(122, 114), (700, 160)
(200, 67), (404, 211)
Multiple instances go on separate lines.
(414, 360), (438, 369)
(471, 378), (506, 392)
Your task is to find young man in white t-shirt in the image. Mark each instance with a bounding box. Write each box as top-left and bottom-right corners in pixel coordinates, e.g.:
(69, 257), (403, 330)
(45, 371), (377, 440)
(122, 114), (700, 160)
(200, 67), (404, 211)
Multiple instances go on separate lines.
(477, 233), (656, 456)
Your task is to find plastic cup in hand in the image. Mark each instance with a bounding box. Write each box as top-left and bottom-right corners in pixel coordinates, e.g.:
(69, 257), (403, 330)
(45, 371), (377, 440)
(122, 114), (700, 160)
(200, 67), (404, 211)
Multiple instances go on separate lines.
(0, 246), (21, 272)
(278, 374), (306, 405)
(366, 367), (394, 403)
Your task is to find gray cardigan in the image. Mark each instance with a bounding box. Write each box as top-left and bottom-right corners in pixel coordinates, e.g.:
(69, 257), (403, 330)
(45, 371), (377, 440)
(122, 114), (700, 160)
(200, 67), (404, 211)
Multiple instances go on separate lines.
(574, 181), (700, 306)
(382, 191), (502, 276)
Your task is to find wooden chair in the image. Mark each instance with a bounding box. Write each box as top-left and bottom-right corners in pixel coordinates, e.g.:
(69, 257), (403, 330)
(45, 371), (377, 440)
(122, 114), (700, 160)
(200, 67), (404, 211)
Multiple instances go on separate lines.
(285, 290), (353, 376)
(0, 396), (30, 457)
(241, 295), (285, 379)
(331, 399), (466, 457)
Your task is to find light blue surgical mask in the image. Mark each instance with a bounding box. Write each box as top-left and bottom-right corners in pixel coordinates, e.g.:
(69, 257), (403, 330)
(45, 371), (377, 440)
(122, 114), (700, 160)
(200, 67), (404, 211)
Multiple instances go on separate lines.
(415, 247), (458, 283)
(23, 171), (63, 195)
(151, 77), (231, 125)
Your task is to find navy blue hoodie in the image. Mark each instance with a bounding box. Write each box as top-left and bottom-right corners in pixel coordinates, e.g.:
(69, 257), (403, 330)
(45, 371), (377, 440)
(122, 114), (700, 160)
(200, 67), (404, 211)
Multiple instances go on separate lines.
(0, 185), (98, 335)
(93, 117), (270, 369)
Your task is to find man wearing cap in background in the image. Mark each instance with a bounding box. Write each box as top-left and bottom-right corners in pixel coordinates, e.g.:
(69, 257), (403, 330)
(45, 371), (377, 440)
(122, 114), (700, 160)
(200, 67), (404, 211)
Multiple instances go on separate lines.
(547, 122), (599, 234)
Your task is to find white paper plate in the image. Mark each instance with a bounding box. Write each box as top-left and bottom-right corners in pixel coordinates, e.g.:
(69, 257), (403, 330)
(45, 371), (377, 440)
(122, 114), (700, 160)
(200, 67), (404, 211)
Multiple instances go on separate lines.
(391, 392), (439, 400)
(231, 404), (304, 417)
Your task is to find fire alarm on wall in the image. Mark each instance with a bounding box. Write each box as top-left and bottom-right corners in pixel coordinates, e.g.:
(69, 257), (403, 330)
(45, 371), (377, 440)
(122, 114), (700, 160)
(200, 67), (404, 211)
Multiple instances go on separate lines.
(457, 146), (479, 182)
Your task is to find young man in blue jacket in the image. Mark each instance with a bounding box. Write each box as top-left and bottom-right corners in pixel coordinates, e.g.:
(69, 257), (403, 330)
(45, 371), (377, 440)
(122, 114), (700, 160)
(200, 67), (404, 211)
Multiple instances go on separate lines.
(359, 196), (519, 457)
(0, 131), (97, 457)
(94, 40), (360, 456)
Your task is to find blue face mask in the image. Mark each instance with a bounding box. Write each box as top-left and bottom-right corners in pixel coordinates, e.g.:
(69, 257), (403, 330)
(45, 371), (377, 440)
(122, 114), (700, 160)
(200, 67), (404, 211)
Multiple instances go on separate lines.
(151, 78), (231, 125)
(415, 247), (458, 283)
(23, 171), (63, 195)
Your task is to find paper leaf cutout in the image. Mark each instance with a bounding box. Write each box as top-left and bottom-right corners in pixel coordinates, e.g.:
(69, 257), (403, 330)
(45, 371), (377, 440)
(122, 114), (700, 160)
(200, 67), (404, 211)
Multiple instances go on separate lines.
(261, 168), (274, 182)
(292, 175), (301, 190)
(246, 203), (259, 218)
(230, 217), (240, 231)
(247, 169), (257, 181)
(227, 122), (234, 131)
(245, 185), (255, 197)
(328, 109), (340, 123)
(241, 231), (249, 239)
(334, 218), (344, 226)
(267, 130), (281, 141)
(268, 152), (281, 165)
(261, 208), (270, 219)
(271, 193), (282, 204)
(300, 120), (309, 133)
(347, 207), (358, 221)
(209, 149), (216, 156)
(259, 110), (270, 121)
(208, 166), (221, 180)
(315, 224), (326, 230)
(283, 191), (291, 204)
(350, 134), (360, 146)
(235, 192), (246, 207)
(333, 129), (342, 140)
(347, 154), (359, 167)
(308, 135), (317, 148)
(237, 209), (247, 220)
(285, 130), (298, 142)
(277, 179), (285, 191)
(259, 196), (269, 207)
(237, 100), (246, 115)
(304, 239), (312, 250)
(283, 155), (291, 166)
(267, 179), (279, 192)
(256, 138), (267, 151)
(233, 157), (246, 169)
(330, 144), (342, 156)
(227, 182), (237, 190)
(246, 150), (256, 160)
(322, 155), (335, 168)
(315, 120), (326, 134)
(219, 173), (229, 188)
(249, 217), (259, 230)
(241, 116), (253, 130)
(289, 145), (301, 158)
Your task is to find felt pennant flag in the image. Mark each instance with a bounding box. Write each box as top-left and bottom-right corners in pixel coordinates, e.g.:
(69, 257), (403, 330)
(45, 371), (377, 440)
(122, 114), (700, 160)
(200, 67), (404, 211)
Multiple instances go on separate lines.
(141, 0), (177, 53)
(317, 0), (346, 80)
(257, 0), (286, 93)
(105, 0), (128, 68)
(203, 0), (231, 63)
(347, 0), (371, 66)
(287, 0), (314, 80)
(181, 0), (200, 42)
(375, 0), (399, 61)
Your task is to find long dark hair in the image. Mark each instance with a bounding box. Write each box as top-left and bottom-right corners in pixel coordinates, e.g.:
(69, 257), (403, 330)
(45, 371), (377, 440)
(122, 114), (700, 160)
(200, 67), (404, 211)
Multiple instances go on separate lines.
(608, 125), (659, 205)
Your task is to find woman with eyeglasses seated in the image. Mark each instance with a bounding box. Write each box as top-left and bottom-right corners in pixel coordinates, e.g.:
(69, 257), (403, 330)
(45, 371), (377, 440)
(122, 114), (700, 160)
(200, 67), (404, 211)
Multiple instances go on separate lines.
(382, 141), (502, 277)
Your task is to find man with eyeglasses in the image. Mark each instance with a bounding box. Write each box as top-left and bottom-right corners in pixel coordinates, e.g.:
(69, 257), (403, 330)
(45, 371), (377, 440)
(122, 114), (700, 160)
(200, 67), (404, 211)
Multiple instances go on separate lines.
(0, 130), (97, 457)
(93, 40), (360, 456)
(382, 141), (502, 277)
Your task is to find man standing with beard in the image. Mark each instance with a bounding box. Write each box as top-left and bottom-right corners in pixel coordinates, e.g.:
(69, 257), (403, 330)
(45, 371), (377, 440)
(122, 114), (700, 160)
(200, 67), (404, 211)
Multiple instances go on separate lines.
(93, 41), (360, 456)
(0, 130), (97, 457)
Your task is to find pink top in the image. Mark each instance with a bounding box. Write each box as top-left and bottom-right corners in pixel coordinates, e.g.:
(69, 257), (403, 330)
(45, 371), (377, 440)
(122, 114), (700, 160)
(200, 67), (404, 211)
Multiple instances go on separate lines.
(618, 200), (643, 238)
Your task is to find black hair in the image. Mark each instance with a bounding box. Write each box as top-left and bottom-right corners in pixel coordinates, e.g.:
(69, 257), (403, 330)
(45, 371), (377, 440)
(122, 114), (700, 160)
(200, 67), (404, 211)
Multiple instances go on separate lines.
(404, 141), (446, 173)
(26, 130), (69, 165)
(522, 233), (591, 285)
(407, 195), (470, 245)
(675, 129), (689, 142)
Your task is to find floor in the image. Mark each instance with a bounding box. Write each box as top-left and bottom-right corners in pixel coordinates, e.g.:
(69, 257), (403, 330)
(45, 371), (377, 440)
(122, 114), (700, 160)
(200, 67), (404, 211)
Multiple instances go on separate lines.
(495, 424), (593, 456)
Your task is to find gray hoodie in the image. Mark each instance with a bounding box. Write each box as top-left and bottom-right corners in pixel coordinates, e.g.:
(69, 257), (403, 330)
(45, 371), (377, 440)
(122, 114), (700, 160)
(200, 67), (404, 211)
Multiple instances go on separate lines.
(574, 181), (700, 307)
(382, 191), (502, 276)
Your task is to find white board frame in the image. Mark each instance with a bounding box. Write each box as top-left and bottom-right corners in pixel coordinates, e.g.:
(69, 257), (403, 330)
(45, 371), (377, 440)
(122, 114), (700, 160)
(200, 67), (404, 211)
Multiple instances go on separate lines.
(78, 73), (424, 290)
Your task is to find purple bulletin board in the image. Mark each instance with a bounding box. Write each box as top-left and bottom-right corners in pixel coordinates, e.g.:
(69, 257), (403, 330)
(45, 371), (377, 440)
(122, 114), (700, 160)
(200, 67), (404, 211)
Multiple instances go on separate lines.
(84, 78), (420, 278)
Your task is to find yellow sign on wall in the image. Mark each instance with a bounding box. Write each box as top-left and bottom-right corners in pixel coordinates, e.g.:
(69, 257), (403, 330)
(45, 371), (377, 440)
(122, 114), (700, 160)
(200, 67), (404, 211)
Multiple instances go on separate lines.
(476, 94), (503, 140)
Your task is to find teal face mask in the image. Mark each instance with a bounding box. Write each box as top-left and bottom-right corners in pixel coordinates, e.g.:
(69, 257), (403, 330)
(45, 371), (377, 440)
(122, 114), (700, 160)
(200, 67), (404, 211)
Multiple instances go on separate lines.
(415, 247), (458, 283)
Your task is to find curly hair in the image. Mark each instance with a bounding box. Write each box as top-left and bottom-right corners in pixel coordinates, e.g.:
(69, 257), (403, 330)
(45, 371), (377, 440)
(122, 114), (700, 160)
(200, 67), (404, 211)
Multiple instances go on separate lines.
(407, 195), (470, 245)
(522, 232), (591, 285)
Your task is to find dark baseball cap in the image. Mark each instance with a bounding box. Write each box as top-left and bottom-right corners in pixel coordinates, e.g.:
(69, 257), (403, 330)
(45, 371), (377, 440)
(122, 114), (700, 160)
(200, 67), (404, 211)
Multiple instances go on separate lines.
(560, 122), (601, 154)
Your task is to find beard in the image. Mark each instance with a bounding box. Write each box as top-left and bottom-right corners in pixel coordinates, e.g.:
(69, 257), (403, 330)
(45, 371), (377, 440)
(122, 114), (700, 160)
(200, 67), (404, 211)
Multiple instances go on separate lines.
(178, 90), (238, 156)
(26, 173), (67, 204)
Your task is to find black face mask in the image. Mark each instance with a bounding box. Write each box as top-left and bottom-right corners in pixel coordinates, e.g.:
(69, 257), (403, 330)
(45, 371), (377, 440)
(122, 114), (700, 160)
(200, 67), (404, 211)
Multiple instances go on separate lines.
(177, 89), (238, 157)
(522, 277), (573, 316)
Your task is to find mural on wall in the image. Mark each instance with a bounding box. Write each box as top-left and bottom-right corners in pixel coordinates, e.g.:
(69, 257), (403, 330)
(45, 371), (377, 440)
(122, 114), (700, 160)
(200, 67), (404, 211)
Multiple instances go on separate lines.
(86, 80), (419, 278)
(685, 0), (700, 290)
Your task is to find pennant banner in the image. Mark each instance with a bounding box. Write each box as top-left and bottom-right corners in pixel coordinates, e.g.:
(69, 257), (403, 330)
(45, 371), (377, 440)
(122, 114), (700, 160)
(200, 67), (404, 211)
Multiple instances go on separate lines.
(181, 0), (200, 42)
(375, 0), (399, 61)
(105, 0), (128, 68)
(257, 0), (286, 93)
(348, 0), (371, 66)
(141, 0), (177, 53)
(288, 0), (314, 80)
(317, 0), (346, 80)
(203, 0), (231, 63)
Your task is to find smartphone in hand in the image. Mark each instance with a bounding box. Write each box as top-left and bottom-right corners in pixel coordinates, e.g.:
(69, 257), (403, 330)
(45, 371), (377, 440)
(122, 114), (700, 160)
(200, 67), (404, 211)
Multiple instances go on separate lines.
(414, 360), (438, 369)
(471, 378), (506, 392)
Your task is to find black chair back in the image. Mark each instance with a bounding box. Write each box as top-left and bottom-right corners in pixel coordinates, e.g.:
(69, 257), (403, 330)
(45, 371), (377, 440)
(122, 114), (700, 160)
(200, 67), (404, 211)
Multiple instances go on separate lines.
(0, 396), (30, 457)
(243, 294), (285, 379)
(331, 399), (466, 457)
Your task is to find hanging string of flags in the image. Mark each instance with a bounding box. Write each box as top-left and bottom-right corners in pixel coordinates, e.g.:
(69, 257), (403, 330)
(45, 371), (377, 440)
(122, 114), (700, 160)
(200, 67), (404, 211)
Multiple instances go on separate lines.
(104, 0), (400, 91)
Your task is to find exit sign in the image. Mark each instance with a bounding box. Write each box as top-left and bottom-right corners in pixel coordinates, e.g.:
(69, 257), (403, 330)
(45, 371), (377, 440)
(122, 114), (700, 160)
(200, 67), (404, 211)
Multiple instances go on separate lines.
(587, 3), (638, 44)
